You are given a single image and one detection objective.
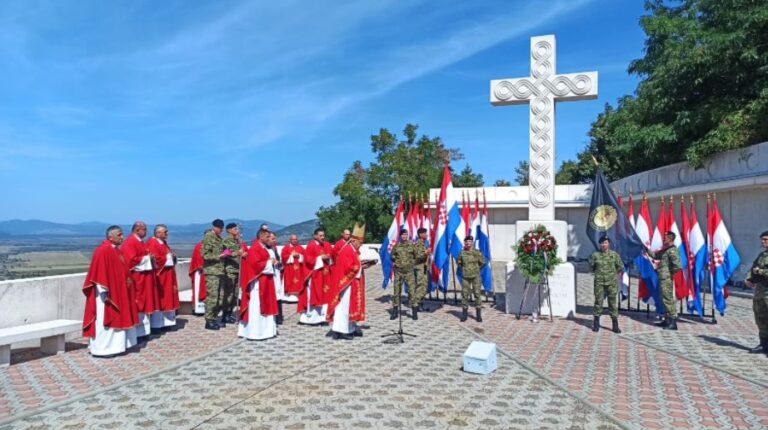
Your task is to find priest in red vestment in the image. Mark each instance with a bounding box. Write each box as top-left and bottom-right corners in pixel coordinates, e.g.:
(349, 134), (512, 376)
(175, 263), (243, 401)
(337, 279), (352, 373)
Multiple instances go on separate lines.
(188, 230), (208, 315)
(280, 234), (305, 302)
(82, 226), (138, 356)
(332, 229), (351, 260)
(299, 228), (334, 325)
(121, 221), (159, 338)
(147, 224), (180, 329)
(238, 229), (278, 340)
(327, 223), (373, 340)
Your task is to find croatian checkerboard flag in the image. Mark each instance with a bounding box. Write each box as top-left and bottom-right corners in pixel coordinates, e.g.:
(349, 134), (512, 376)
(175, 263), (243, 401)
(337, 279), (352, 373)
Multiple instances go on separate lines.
(616, 194), (630, 300)
(380, 198), (404, 289)
(478, 190), (493, 292)
(650, 199), (668, 252)
(433, 163), (461, 291)
(635, 196), (663, 313)
(687, 199), (706, 316)
(407, 197), (418, 241)
(708, 198), (740, 315)
(667, 200), (689, 300)
(470, 193), (481, 245)
(423, 199), (432, 244)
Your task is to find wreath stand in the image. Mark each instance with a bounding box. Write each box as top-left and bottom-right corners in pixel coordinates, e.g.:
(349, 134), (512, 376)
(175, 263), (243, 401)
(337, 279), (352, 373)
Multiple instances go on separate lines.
(515, 272), (553, 322)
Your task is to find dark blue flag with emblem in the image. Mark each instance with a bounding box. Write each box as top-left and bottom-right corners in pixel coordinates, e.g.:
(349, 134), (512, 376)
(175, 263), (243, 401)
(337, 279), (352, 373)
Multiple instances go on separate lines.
(587, 169), (644, 264)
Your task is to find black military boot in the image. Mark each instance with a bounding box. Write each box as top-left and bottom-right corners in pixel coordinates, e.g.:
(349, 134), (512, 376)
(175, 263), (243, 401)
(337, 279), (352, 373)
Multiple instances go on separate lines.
(748, 336), (767, 354)
(276, 302), (284, 325)
(205, 320), (220, 331)
(654, 317), (668, 328)
(460, 308), (468, 322)
(592, 316), (599, 332)
(390, 306), (398, 320)
(611, 317), (621, 334)
(476, 308), (483, 323)
(664, 316), (678, 330)
(411, 307), (418, 320)
(224, 313), (237, 324)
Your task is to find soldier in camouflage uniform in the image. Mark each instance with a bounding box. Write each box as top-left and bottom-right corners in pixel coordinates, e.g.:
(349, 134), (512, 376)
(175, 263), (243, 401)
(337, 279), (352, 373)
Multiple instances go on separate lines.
(202, 219), (226, 330)
(589, 236), (624, 333)
(222, 223), (247, 324)
(649, 231), (682, 330)
(457, 236), (486, 323)
(390, 228), (416, 320)
(745, 230), (768, 356)
(412, 227), (431, 317)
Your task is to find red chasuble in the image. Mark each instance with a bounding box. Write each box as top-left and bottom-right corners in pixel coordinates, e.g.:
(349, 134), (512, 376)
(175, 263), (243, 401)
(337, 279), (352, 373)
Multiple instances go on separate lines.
(326, 244), (366, 322)
(121, 234), (159, 314)
(82, 241), (138, 337)
(188, 241), (207, 302)
(147, 237), (180, 312)
(239, 240), (278, 322)
(332, 239), (348, 260)
(280, 243), (306, 295)
(299, 240), (334, 312)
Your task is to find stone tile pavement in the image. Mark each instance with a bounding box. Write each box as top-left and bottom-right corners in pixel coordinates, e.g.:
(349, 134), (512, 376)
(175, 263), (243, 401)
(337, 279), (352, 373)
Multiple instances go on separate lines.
(0, 267), (765, 429)
(434, 274), (768, 429)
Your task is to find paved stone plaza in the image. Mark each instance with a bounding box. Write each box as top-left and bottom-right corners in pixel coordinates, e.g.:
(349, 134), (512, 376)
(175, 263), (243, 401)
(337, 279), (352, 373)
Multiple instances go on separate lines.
(0, 267), (766, 429)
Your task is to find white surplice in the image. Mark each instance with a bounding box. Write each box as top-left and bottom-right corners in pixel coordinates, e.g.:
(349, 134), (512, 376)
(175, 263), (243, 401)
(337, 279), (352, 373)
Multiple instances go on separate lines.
(331, 266), (362, 335)
(269, 247), (285, 301)
(89, 285), (128, 356)
(160, 247), (177, 327)
(192, 270), (205, 314)
(238, 245), (277, 340)
(299, 257), (325, 325)
(133, 254), (154, 336)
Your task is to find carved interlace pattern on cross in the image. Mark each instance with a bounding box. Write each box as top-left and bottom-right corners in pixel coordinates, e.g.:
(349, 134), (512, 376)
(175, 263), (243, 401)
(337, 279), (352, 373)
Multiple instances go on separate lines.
(492, 40), (593, 209)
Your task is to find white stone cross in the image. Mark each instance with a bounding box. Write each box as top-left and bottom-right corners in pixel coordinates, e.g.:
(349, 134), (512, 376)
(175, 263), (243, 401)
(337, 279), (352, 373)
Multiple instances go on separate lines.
(490, 35), (598, 221)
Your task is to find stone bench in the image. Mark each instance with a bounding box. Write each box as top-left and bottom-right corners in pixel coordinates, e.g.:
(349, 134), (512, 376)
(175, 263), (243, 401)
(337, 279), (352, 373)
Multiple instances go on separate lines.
(178, 289), (194, 315)
(0, 319), (82, 367)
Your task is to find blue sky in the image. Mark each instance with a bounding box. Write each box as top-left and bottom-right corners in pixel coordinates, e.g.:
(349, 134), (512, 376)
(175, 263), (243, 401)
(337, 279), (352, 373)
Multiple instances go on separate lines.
(0, 0), (647, 225)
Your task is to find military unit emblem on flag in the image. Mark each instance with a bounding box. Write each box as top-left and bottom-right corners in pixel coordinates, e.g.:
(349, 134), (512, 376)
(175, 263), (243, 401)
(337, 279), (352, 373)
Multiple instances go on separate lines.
(589, 205), (618, 231)
(586, 170), (644, 264)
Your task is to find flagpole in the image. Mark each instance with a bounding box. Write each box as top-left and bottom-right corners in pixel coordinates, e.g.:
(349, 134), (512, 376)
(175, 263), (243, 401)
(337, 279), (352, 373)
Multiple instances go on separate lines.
(707, 193), (717, 324)
(692, 194), (705, 319)
(702, 193), (708, 318)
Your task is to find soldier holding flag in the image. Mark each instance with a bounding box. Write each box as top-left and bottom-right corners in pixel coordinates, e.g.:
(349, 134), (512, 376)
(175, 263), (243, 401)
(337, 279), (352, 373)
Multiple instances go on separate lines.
(586, 168), (645, 329)
(590, 236), (624, 333)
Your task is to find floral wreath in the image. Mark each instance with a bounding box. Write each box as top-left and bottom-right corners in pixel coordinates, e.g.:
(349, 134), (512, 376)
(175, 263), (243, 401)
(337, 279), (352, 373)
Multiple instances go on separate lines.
(514, 224), (562, 283)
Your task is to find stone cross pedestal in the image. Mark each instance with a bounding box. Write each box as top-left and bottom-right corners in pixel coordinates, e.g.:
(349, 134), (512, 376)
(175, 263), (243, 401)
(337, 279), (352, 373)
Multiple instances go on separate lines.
(491, 35), (597, 318)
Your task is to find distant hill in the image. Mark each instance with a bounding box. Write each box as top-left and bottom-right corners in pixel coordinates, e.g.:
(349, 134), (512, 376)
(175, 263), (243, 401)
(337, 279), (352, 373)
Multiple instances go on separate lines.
(274, 219), (319, 243)
(0, 218), (285, 239)
(0, 219), (112, 236)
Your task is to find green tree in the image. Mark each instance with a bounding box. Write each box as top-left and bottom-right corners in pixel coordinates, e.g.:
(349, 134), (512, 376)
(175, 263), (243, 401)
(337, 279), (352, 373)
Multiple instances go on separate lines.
(493, 179), (512, 186)
(453, 164), (484, 188)
(317, 124), (483, 241)
(560, 0), (768, 182)
(513, 160), (529, 185)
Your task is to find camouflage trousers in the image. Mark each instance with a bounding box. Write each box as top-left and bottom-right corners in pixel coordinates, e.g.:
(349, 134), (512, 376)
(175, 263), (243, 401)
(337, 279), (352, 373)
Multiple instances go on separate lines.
(393, 270), (423, 307)
(593, 280), (619, 318)
(223, 273), (239, 315)
(659, 278), (677, 317)
(204, 274), (224, 322)
(413, 268), (428, 308)
(461, 277), (482, 309)
(754, 284), (768, 338)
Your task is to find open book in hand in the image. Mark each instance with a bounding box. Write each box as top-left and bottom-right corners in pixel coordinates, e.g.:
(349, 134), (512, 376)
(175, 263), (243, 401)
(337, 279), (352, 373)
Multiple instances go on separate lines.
(361, 259), (378, 267)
